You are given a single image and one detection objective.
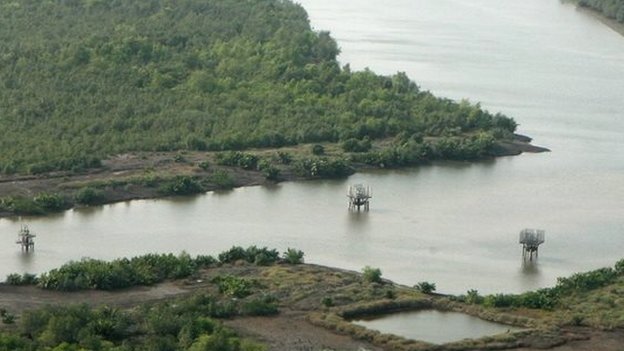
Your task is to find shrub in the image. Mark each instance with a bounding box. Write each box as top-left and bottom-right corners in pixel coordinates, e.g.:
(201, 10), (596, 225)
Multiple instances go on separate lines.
(294, 157), (354, 178)
(197, 161), (210, 171)
(262, 165), (280, 181)
(362, 266), (382, 284)
(311, 144), (325, 155)
(276, 151), (292, 164)
(1, 313), (15, 325)
(6, 273), (38, 286)
(5, 274), (22, 285)
(415, 281), (436, 294)
(342, 138), (372, 153)
(215, 151), (258, 170)
(218, 246), (247, 264)
(33, 193), (66, 212)
(282, 248), (304, 264)
(465, 289), (483, 304)
(210, 170), (235, 189)
(74, 187), (105, 205)
(159, 176), (202, 195)
(240, 298), (278, 316)
(321, 297), (333, 307)
(173, 153), (185, 163)
(213, 275), (254, 298)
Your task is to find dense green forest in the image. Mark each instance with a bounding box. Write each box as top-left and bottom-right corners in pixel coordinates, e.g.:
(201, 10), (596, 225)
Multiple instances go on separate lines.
(0, 296), (269, 350)
(565, 0), (624, 23)
(0, 0), (516, 174)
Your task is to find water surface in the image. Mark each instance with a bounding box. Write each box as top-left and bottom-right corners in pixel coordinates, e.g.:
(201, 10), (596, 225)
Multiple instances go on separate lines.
(352, 310), (523, 344)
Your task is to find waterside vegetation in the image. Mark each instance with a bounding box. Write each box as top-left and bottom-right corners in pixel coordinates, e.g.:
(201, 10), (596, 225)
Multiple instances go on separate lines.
(3, 251), (624, 349)
(565, 0), (624, 23)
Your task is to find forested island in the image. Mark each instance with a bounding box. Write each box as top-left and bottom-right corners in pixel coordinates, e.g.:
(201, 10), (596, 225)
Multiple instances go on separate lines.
(0, 0), (546, 215)
(565, 0), (624, 24)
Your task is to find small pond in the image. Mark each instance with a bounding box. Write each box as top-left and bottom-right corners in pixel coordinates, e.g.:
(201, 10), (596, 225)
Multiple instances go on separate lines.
(351, 310), (523, 344)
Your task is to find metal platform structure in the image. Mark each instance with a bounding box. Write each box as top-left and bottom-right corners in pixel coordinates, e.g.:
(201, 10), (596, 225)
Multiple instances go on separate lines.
(347, 184), (372, 211)
(16, 225), (36, 252)
(519, 228), (545, 261)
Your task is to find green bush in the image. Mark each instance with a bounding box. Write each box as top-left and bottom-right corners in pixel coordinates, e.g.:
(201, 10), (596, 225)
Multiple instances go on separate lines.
(74, 187), (105, 205)
(213, 275), (254, 298)
(218, 246), (280, 266)
(282, 248), (304, 264)
(415, 281), (436, 294)
(294, 157), (354, 178)
(5, 273), (38, 286)
(341, 138), (372, 153)
(321, 297), (334, 307)
(240, 298), (279, 316)
(5, 274), (22, 285)
(36, 252), (214, 291)
(197, 161), (210, 171)
(159, 176), (203, 195)
(33, 193), (66, 212)
(276, 151), (292, 164)
(311, 144), (325, 155)
(210, 170), (235, 189)
(362, 266), (382, 284)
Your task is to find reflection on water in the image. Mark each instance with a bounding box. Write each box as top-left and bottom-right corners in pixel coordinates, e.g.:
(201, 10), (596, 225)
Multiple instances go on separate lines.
(521, 260), (540, 276)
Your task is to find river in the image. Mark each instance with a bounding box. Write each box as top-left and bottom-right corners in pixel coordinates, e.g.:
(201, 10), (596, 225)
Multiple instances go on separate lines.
(1, 0), (623, 294)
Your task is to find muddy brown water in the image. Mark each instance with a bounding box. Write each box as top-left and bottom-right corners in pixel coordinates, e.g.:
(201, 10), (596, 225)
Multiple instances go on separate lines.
(1, 0), (623, 295)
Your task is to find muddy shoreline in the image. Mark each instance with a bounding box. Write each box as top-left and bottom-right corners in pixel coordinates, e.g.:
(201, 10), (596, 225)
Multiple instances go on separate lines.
(0, 135), (548, 219)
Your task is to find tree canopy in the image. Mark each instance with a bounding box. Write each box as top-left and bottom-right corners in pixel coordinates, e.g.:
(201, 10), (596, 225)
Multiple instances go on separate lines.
(566, 0), (624, 23)
(0, 0), (516, 174)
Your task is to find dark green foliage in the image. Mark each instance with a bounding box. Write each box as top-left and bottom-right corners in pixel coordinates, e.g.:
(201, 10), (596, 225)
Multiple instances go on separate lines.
(5, 273), (38, 286)
(33, 193), (67, 212)
(212, 276), (254, 298)
(218, 246), (280, 266)
(74, 187), (105, 205)
(276, 151), (292, 164)
(294, 157), (354, 178)
(565, 0), (624, 23)
(415, 281), (436, 294)
(459, 263), (624, 310)
(36, 252), (215, 291)
(321, 297), (334, 307)
(362, 266), (382, 284)
(0, 196), (46, 215)
(159, 176), (203, 195)
(311, 144), (325, 155)
(258, 160), (280, 181)
(10, 294), (265, 350)
(198, 161), (210, 171)
(341, 138), (372, 153)
(283, 248), (304, 264)
(240, 297), (279, 316)
(555, 267), (617, 293)
(173, 153), (186, 163)
(210, 170), (235, 189)
(216, 152), (259, 170)
(0, 0), (516, 175)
